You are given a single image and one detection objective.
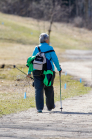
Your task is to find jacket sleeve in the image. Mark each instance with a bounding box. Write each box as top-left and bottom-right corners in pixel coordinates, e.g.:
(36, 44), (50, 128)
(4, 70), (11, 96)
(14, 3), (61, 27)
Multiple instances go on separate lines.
(50, 48), (61, 71)
(32, 47), (38, 56)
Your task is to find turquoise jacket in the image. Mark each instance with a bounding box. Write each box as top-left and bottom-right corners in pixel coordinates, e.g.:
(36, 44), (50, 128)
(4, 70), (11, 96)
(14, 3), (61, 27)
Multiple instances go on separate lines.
(28, 43), (61, 74)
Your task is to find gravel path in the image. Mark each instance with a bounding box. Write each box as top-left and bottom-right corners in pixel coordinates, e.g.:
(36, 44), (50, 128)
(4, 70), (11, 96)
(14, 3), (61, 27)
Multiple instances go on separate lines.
(0, 92), (92, 139)
(61, 50), (92, 86)
(61, 61), (92, 86)
(0, 50), (92, 139)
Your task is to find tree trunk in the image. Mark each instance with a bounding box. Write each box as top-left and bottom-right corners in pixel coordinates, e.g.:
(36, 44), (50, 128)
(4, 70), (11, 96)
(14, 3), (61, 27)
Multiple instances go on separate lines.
(84, 0), (89, 26)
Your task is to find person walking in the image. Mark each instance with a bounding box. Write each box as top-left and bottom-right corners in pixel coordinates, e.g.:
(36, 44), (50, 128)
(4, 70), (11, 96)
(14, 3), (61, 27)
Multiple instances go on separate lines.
(27, 33), (62, 113)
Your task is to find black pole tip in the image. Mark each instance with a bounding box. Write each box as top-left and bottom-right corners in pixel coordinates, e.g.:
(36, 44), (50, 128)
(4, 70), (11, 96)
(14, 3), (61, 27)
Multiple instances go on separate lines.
(13, 65), (16, 68)
(60, 107), (63, 112)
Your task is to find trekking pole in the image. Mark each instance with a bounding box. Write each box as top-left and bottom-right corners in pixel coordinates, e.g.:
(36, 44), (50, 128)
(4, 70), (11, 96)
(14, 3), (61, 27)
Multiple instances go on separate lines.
(59, 72), (63, 112)
(13, 65), (34, 80)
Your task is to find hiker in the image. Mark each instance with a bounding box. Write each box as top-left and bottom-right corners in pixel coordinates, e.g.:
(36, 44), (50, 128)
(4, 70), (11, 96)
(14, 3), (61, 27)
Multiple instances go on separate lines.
(27, 33), (62, 113)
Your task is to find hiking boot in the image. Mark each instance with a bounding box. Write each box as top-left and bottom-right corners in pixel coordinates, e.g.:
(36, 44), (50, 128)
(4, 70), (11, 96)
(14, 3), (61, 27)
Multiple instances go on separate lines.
(48, 109), (52, 111)
(37, 110), (42, 113)
(48, 104), (55, 111)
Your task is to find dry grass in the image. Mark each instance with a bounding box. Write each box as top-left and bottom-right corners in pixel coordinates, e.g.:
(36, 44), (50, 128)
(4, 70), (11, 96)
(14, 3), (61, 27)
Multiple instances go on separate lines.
(0, 43), (34, 65)
(0, 12), (92, 66)
(0, 71), (91, 117)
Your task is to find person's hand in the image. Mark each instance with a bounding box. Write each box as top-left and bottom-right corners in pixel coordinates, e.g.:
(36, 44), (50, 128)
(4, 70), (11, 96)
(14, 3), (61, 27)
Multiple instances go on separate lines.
(27, 74), (31, 78)
(59, 69), (62, 75)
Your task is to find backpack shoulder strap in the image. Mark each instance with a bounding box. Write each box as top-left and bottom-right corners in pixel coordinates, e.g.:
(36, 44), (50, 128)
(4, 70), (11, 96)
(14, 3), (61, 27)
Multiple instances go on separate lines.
(45, 50), (54, 61)
(44, 50), (54, 53)
(37, 46), (54, 53)
(37, 46), (41, 52)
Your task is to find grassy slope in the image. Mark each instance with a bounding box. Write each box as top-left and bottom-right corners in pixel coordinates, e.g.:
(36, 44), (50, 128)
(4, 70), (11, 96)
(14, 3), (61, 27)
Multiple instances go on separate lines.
(0, 12), (91, 116)
(0, 12), (92, 65)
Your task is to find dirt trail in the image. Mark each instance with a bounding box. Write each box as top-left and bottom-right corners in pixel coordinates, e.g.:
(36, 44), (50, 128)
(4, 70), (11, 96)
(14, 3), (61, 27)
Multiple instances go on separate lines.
(61, 61), (92, 86)
(0, 50), (92, 139)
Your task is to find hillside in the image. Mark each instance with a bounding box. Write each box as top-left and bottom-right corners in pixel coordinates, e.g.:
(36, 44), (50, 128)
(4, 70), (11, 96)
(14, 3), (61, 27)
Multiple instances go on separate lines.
(0, 12), (92, 65)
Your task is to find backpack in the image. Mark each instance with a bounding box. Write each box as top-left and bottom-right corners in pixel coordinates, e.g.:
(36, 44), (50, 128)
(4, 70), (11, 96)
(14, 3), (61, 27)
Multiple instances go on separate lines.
(33, 47), (54, 71)
(26, 46), (54, 86)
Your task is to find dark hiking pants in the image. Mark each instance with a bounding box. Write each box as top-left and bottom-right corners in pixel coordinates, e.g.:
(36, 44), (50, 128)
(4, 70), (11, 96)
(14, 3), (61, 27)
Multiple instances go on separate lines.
(33, 70), (55, 111)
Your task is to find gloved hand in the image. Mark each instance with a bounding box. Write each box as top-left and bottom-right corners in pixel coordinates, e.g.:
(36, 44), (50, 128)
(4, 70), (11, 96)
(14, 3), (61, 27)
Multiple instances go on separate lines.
(59, 68), (62, 76)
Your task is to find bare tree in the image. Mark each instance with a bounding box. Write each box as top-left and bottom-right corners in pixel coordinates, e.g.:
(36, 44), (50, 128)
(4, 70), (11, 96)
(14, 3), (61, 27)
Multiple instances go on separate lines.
(1, 0), (92, 29)
(48, 0), (55, 43)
